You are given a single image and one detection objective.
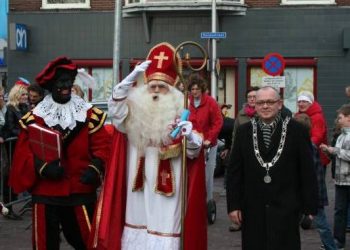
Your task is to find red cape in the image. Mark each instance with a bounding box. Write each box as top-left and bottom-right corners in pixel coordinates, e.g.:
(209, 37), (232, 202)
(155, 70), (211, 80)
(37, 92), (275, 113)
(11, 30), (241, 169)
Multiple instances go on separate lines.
(89, 128), (207, 250)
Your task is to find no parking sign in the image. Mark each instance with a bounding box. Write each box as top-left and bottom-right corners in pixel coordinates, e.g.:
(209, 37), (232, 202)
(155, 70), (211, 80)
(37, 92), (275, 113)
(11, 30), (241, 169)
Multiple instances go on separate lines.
(262, 53), (285, 76)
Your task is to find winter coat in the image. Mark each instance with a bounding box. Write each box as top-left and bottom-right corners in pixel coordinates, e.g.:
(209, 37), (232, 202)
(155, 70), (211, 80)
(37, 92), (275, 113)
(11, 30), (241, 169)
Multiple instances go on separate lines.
(189, 93), (223, 146)
(227, 118), (318, 250)
(296, 101), (330, 166)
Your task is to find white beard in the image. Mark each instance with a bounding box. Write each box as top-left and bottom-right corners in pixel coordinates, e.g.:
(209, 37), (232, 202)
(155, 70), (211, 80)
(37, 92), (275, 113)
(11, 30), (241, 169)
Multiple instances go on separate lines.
(125, 85), (184, 152)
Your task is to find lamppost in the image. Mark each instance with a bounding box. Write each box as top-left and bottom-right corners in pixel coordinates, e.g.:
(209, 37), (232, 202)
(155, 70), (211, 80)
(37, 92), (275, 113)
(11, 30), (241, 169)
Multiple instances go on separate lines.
(113, 0), (122, 84)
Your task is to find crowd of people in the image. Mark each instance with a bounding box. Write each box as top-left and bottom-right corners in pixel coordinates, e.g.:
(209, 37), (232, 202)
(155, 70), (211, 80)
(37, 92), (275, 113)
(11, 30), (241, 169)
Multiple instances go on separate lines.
(1, 41), (350, 250)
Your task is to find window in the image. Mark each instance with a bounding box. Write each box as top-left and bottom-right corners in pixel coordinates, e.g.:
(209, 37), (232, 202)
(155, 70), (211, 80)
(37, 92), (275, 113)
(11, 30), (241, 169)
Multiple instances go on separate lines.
(247, 58), (317, 114)
(72, 59), (114, 103)
(42, 0), (90, 9)
(281, 0), (335, 5)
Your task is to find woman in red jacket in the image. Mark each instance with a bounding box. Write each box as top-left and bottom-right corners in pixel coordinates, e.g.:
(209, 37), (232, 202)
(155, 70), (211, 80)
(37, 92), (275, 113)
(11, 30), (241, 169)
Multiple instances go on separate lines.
(187, 73), (223, 207)
(295, 90), (330, 167)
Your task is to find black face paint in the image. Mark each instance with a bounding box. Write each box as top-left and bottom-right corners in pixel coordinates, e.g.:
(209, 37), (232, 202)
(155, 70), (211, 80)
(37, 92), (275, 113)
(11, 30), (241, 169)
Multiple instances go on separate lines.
(51, 71), (74, 104)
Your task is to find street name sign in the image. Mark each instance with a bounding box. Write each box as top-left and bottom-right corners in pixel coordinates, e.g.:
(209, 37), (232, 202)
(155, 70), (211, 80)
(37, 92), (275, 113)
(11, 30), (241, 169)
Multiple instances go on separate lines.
(200, 32), (227, 39)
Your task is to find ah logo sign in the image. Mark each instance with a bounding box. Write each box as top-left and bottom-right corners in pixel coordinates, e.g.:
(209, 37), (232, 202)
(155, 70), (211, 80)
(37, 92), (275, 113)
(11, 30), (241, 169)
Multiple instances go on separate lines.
(16, 24), (28, 51)
(9, 23), (29, 51)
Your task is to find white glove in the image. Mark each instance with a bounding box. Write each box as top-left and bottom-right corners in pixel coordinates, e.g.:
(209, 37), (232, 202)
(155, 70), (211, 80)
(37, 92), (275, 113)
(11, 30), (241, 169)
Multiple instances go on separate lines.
(112, 60), (152, 99)
(0, 202), (9, 215)
(178, 121), (194, 141)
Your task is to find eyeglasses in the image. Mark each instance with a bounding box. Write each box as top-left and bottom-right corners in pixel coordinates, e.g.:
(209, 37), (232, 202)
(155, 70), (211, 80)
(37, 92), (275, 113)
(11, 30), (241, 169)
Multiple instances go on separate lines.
(255, 99), (280, 106)
(247, 95), (256, 99)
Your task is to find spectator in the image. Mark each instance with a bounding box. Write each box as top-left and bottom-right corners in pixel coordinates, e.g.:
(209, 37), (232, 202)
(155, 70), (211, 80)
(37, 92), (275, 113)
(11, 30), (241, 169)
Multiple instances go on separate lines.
(1, 81), (29, 219)
(175, 81), (185, 93)
(27, 83), (45, 109)
(215, 104), (234, 178)
(345, 86), (350, 102)
(2, 83), (29, 139)
(227, 86), (318, 250)
(320, 104), (350, 250)
(295, 90), (330, 168)
(232, 86), (259, 144)
(0, 85), (7, 132)
(188, 73), (223, 212)
(228, 86), (259, 232)
(295, 113), (337, 250)
(71, 84), (85, 99)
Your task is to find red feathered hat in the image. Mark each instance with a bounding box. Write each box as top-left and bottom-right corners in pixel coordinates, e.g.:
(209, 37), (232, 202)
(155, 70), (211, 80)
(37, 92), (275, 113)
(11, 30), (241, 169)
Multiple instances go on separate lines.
(35, 56), (77, 89)
(145, 42), (181, 86)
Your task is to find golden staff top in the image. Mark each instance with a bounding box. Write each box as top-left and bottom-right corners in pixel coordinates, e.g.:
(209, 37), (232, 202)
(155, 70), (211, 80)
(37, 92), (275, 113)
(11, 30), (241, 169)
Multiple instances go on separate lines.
(173, 41), (208, 108)
(173, 41), (207, 250)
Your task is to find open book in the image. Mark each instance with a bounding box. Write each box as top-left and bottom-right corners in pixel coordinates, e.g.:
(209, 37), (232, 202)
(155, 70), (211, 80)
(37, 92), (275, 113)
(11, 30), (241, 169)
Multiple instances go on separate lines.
(28, 123), (62, 162)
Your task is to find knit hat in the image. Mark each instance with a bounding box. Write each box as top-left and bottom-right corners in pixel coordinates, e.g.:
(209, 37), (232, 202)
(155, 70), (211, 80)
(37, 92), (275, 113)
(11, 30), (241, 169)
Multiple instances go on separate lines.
(297, 91), (314, 104)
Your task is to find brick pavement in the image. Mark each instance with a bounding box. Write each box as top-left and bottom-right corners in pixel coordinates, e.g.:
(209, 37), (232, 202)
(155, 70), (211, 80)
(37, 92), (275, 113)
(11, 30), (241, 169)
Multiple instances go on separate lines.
(0, 169), (349, 250)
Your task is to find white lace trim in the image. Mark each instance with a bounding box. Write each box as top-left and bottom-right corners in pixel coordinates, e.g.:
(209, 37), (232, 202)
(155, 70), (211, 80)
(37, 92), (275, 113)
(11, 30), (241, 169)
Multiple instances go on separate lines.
(33, 94), (92, 130)
(122, 226), (180, 250)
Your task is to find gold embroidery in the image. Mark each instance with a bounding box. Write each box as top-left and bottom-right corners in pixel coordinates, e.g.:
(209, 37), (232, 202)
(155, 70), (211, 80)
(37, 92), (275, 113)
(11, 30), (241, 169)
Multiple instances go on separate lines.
(19, 119), (27, 129)
(125, 222), (147, 230)
(92, 187), (104, 247)
(26, 115), (35, 123)
(22, 111), (31, 120)
(154, 159), (175, 197)
(159, 143), (181, 160)
(124, 223), (181, 237)
(82, 205), (91, 232)
(92, 106), (103, 115)
(89, 112), (107, 134)
(90, 113), (99, 121)
(147, 229), (181, 238)
(132, 156), (145, 192)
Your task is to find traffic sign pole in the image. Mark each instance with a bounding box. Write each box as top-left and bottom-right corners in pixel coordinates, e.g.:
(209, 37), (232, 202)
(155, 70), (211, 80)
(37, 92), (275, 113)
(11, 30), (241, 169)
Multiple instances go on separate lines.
(211, 0), (217, 100)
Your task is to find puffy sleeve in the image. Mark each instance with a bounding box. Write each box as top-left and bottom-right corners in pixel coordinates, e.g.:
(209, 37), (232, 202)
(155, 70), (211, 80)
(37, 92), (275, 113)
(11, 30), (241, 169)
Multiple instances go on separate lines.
(8, 129), (37, 193)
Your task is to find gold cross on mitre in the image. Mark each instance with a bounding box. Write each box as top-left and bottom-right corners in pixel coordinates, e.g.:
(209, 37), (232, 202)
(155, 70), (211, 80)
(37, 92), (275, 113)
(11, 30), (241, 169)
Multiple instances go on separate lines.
(160, 169), (170, 186)
(153, 51), (169, 69)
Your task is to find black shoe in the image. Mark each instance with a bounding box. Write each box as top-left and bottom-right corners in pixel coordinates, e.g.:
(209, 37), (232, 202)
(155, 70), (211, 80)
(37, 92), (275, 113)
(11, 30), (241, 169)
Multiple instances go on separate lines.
(300, 214), (312, 230)
(229, 223), (241, 232)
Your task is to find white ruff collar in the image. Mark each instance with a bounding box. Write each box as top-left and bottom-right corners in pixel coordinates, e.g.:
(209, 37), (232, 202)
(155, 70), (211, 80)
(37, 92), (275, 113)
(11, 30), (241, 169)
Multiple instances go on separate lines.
(33, 94), (92, 130)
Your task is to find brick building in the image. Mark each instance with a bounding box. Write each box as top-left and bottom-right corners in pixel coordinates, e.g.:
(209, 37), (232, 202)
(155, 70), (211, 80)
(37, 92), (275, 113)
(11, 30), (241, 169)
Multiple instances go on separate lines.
(6, 0), (350, 123)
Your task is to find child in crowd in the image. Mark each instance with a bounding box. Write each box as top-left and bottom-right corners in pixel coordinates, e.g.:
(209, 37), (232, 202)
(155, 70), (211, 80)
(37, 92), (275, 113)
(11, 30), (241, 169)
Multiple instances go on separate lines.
(295, 113), (338, 250)
(320, 104), (350, 250)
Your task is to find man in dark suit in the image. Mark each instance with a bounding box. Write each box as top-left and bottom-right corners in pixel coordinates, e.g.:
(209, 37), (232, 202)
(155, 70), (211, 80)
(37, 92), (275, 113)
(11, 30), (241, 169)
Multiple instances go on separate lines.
(226, 86), (318, 250)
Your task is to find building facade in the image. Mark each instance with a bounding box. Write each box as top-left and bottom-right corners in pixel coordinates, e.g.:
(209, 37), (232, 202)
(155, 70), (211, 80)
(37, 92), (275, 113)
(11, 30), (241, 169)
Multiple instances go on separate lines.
(7, 0), (350, 124)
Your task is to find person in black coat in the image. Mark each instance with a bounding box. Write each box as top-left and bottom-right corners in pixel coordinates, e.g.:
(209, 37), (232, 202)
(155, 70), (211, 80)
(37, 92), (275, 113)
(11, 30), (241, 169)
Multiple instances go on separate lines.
(215, 104), (234, 178)
(2, 83), (30, 139)
(226, 86), (318, 250)
(1, 82), (29, 219)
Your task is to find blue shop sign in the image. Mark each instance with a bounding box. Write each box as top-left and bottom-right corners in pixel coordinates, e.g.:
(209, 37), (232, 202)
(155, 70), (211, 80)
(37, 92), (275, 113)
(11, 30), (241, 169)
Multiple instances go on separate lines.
(9, 23), (28, 51)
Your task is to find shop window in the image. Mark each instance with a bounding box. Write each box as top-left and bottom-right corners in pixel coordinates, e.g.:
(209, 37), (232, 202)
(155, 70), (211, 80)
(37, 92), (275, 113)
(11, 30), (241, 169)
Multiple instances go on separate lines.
(72, 59), (115, 103)
(248, 58), (317, 114)
(42, 0), (90, 9)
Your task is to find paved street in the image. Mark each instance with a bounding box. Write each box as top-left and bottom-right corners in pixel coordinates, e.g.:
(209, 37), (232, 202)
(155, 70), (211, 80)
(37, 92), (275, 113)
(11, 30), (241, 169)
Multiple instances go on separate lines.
(0, 169), (349, 250)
